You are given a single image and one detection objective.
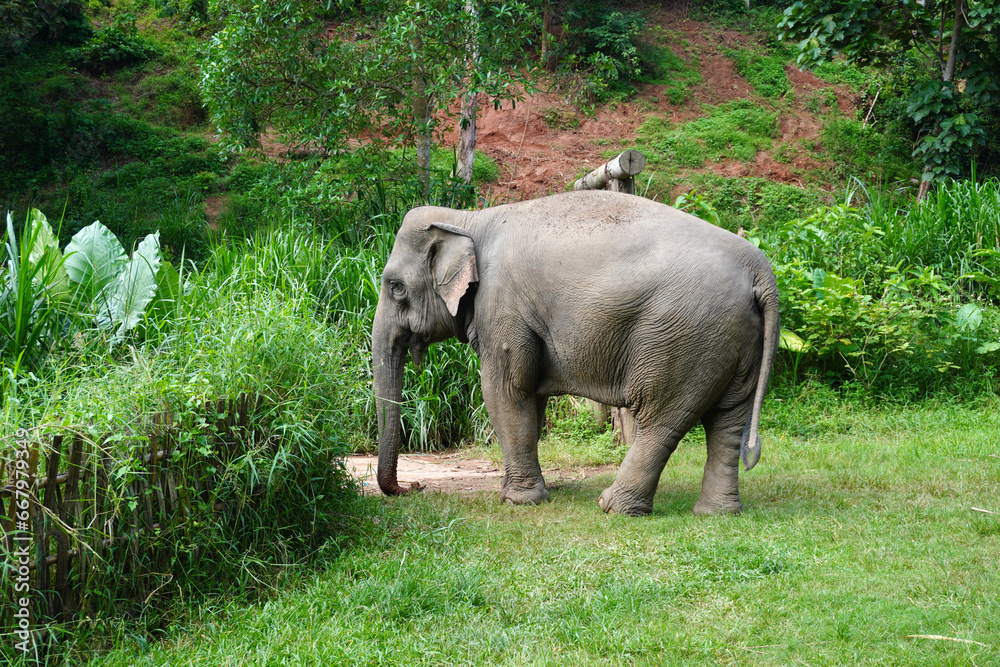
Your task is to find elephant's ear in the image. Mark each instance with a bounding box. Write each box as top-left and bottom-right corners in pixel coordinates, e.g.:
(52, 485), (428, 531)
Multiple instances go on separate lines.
(427, 222), (478, 317)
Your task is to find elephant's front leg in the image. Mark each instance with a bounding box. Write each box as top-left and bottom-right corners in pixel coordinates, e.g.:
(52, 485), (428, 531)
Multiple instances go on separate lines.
(481, 367), (549, 505)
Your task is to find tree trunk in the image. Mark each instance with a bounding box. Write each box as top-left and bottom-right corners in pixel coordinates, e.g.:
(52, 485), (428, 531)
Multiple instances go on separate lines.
(458, 92), (478, 183)
(457, 0), (480, 184)
(942, 0), (964, 83)
(541, 1), (552, 63)
(919, 0), (965, 202)
(412, 34), (432, 196)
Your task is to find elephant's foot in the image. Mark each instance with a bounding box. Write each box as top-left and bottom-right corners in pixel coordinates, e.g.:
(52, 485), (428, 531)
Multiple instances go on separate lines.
(692, 496), (742, 515)
(499, 480), (549, 506)
(597, 485), (653, 517)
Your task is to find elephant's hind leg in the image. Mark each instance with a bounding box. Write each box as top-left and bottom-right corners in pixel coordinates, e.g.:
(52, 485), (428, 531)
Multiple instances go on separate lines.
(598, 421), (692, 516)
(693, 407), (748, 515)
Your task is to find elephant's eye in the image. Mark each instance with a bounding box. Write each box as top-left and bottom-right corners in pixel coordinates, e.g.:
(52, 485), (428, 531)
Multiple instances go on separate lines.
(389, 280), (406, 298)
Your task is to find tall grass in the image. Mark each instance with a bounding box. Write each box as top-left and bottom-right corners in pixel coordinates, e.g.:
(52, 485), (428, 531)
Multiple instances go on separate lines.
(0, 211), (69, 377)
(859, 175), (1000, 296)
(759, 176), (1000, 394)
(1, 224), (377, 641)
(198, 219), (487, 454)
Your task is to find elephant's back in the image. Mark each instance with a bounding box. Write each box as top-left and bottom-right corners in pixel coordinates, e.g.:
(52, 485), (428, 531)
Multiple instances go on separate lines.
(486, 190), (755, 261)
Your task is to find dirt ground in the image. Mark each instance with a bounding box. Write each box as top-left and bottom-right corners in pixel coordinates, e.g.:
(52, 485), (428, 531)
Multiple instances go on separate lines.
(347, 453), (617, 495)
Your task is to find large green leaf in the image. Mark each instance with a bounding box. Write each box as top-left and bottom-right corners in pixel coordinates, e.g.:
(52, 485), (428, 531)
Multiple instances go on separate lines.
(97, 232), (162, 342)
(955, 303), (983, 332)
(136, 258), (181, 341)
(779, 329), (810, 353)
(26, 209), (70, 300)
(64, 220), (127, 304)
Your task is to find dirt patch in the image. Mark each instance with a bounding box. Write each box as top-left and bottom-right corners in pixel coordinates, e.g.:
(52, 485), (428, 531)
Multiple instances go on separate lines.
(456, 7), (859, 202)
(347, 453), (616, 495)
(203, 194), (225, 230)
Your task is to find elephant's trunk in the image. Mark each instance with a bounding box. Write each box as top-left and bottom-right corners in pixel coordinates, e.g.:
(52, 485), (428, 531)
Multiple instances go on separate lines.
(372, 308), (410, 496)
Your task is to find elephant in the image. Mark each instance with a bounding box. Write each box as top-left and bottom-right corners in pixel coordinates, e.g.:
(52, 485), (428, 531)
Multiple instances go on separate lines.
(372, 190), (780, 516)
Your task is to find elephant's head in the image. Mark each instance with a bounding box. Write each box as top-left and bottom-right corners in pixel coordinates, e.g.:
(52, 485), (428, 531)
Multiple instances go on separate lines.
(372, 215), (479, 495)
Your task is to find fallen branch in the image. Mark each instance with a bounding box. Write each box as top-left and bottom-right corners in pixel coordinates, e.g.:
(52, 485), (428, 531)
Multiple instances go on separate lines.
(573, 150), (646, 191)
(862, 88), (880, 127)
(971, 507), (996, 515)
(904, 634), (988, 647)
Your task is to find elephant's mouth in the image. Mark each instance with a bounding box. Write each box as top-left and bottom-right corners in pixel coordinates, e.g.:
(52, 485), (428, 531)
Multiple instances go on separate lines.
(409, 343), (425, 367)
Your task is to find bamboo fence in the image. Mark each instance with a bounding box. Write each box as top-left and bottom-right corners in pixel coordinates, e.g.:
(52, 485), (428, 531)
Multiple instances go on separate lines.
(0, 394), (263, 635)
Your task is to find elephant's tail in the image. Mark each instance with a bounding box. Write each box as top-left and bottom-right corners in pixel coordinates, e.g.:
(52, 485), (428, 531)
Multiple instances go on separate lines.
(741, 278), (780, 471)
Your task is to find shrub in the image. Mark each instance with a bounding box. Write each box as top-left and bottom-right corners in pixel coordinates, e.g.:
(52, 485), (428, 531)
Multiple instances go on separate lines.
(821, 117), (914, 182)
(555, 2), (654, 102)
(0, 0), (90, 54)
(70, 12), (158, 73)
(639, 100), (778, 169)
(728, 49), (789, 98)
(758, 178), (1000, 394)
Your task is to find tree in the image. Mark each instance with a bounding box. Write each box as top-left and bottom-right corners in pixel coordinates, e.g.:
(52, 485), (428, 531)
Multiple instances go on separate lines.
(779, 0), (1000, 192)
(201, 0), (536, 191)
(0, 0), (88, 54)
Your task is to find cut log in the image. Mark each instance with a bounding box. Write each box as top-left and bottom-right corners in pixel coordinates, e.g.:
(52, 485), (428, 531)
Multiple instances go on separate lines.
(573, 150), (646, 191)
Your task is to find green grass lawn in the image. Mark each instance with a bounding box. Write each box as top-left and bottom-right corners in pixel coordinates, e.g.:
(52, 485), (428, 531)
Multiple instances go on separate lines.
(85, 395), (1000, 666)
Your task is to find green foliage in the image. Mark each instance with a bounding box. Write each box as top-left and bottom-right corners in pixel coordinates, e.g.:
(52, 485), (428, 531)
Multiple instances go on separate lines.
(645, 175), (825, 234)
(771, 260), (949, 389)
(0, 0), (90, 54)
(2, 295), (360, 645)
(673, 190), (721, 226)
(820, 116), (914, 182)
(201, 0), (536, 159)
(122, 66), (208, 128)
(0, 211), (68, 372)
(67, 222), (165, 342)
(638, 100), (778, 168)
(870, 175), (1000, 297)
(813, 59), (875, 89)
(202, 211), (487, 452)
(0, 209), (182, 378)
(728, 48), (789, 98)
(634, 37), (702, 104)
(756, 177), (1000, 392)
(553, 2), (678, 104)
(534, 396), (623, 467)
(70, 12), (158, 72)
(429, 148), (502, 185)
(219, 155), (480, 243)
(0, 49), (97, 188)
(778, 0), (1000, 184)
(908, 76), (995, 183)
(403, 341), (488, 451)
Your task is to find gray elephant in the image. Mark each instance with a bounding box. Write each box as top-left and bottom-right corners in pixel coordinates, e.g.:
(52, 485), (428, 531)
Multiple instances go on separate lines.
(372, 190), (779, 516)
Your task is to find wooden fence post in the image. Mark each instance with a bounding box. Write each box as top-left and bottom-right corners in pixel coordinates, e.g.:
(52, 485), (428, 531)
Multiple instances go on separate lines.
(573, 150), (647, 194)
(571, 150), (648, 445)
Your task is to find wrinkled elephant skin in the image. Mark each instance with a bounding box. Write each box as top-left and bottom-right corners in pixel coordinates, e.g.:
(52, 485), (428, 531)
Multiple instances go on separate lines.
(372, 190), (780, 516)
